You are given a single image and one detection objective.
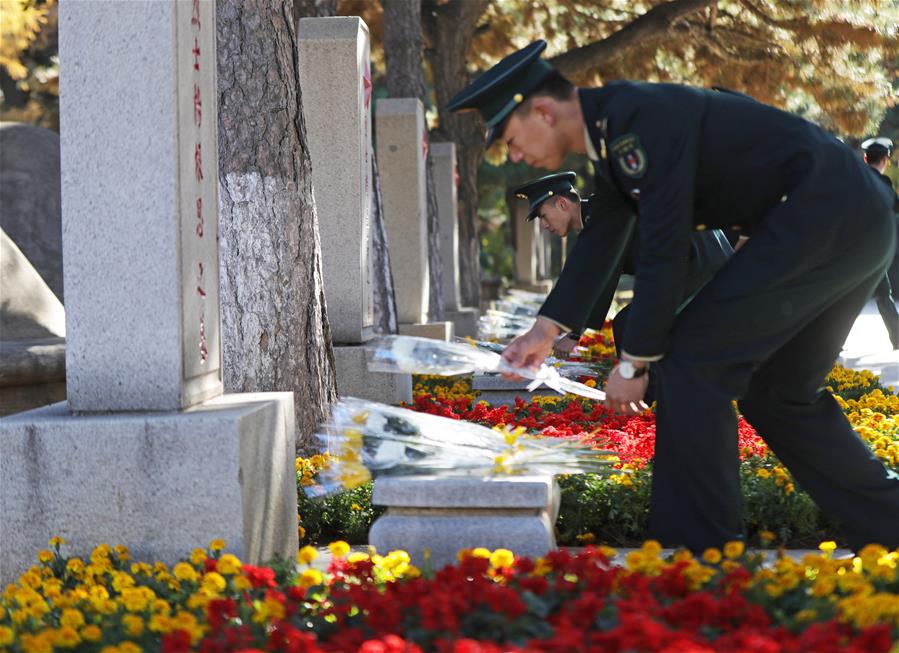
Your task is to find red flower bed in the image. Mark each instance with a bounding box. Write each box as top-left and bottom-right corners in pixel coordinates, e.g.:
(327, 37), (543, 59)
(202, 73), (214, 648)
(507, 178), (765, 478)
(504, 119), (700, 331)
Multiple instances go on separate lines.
(409, 394), (768, 468)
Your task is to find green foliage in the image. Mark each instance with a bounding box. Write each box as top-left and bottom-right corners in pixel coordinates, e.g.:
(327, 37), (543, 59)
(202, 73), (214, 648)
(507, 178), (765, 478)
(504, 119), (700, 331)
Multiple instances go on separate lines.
(298, 482), (384, 545)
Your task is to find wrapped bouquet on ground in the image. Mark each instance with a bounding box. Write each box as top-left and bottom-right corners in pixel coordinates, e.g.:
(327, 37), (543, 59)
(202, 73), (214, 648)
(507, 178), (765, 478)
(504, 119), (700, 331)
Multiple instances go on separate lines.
(306, 397), (620, 496)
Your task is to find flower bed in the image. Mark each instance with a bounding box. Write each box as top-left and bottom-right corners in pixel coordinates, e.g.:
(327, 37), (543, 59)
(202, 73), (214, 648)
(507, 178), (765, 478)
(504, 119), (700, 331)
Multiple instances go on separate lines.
(298, 325), (899, 548)
(3, 538), (897, 652)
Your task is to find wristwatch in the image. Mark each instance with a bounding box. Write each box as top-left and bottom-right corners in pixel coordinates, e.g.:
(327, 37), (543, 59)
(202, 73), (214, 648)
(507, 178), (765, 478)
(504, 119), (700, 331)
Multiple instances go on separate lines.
(617, 360), (649, 380)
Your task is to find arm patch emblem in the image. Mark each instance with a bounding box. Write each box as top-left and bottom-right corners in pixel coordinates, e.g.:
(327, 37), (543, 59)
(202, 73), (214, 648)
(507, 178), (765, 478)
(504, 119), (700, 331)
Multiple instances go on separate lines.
(610, 133), (647, 179)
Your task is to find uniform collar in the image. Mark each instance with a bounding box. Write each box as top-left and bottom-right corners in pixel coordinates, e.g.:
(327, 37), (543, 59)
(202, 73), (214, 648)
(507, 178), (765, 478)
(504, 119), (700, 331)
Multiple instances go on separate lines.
(584, 123), (600, 161)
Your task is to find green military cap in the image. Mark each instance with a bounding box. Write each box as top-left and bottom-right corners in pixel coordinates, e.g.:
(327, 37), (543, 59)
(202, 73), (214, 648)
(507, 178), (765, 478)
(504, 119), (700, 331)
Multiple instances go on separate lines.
(861, 137), (894, 158)
(447, 40), (555, 145)
(512, 171), (578, 221)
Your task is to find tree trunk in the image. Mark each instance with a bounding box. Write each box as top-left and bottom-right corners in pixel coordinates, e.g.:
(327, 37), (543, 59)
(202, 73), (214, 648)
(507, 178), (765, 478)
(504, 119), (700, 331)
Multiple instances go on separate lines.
(424, 0), (490, 309)
(383, 0), (444, 321)
(371, 154), (399, 334)
(216, 0), (337, 450)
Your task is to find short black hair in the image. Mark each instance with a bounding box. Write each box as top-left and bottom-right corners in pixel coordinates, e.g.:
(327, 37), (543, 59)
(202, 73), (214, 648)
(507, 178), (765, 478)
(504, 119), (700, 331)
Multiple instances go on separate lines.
(865, 149), (890, 166)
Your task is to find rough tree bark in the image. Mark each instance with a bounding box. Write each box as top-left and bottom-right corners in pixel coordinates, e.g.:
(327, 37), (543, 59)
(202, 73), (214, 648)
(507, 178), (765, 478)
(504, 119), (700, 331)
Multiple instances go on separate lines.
(216, 0), (337, 450)
(383, 0), (444, 321)
(424, 0), (491, 310)
(371, 155), (399, 334)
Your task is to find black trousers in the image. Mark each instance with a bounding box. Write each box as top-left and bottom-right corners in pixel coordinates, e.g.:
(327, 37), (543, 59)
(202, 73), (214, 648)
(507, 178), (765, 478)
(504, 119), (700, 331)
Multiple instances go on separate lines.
(648, 160), (899, 552)
(874, 272), (899, 349)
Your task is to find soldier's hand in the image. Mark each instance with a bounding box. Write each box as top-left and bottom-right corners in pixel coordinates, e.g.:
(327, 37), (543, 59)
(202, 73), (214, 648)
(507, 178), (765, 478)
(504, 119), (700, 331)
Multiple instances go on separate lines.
(552, 334), (579, 359)
(603, 366), (650, 415)
(501, 317), (560, 379)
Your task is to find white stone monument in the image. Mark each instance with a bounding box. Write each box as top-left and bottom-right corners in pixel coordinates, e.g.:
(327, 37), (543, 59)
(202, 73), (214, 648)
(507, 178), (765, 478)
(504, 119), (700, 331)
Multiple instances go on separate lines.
(297, 17), (411, 404)
(430, 142), (478, 338)
(512, 198), (552, 294)
(376, 99), (453, 341)
(1, 0), (297, 583)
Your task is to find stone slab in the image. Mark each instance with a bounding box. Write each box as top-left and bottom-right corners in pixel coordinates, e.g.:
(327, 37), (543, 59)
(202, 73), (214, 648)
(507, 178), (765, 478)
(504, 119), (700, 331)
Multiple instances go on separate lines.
(398, 321), (454, 341)
(430, 142), (461, 312)
(372, 475), (557, 510)
(0, 124), (63, 301)
(471, 373), (534, 392)
(445, 307), (479, 339)
(334, 345), (412, 404)
(297, 17), (374, 344)
(59, 0), (222, 412)
(375, 99), (429, 324)
(511, 281), (554, 294)
(0, 392), (297, 584)
(1, 229), (66, 340)
(369, 512), (555, 570)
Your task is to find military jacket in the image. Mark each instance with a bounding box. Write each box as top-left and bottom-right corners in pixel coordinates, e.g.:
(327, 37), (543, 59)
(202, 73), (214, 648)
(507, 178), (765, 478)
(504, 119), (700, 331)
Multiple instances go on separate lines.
(539, 81), (888, 358)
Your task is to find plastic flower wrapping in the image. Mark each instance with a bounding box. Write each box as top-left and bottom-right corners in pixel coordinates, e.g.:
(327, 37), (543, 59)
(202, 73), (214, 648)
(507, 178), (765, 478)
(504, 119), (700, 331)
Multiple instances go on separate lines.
(459, 337), (606, 381)
(366, 335), (607, 400)
(305, 397), (620, 496)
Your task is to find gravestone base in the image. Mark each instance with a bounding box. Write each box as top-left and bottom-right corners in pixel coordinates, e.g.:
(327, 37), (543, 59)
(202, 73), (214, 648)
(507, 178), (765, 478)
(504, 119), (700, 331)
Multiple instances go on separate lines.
(0, 392), (297, 585)
(334, 345), (413, 404)
(444, 308), (479, 339)
(398, 321), (454, 341)
(369, 475), (560, 570)
(512, 281), (554, 294)
(471, 373), (561, 407)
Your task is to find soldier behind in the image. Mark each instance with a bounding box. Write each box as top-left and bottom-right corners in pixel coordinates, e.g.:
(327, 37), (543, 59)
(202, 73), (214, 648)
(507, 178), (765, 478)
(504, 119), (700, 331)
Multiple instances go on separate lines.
(512, 172), (733, 398)
(448, 40), (899, 553)
(861, 137), (899, 349)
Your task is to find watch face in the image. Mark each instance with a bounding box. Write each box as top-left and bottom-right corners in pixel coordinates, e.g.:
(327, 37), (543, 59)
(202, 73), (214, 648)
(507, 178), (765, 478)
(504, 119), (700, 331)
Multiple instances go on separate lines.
(618, 362), (634, 379)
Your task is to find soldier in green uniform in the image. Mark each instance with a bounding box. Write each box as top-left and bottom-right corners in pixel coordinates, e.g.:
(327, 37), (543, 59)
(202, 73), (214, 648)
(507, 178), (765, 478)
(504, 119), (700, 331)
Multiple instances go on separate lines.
(448, 40), (899, 552)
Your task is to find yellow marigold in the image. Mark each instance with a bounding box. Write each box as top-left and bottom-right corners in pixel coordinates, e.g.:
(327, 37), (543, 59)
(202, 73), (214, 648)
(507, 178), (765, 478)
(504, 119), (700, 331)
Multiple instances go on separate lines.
(489, 549), (515, 569)
(37, 549), (54, 564)
(297, 568), (323, 589)
(201, 572), (226, 594)
(119, 643), (143, 653)
(723, 541), (745, 559)
(209, 539), (226, 551)
(60, 608), (85, 629)
(233, 576), (253, 592)
(297, 545), (318, 565)
(81, 625), (102, 642)
(758, 530), (776, 544)
(49, 536), (65, 548)
(173, 562), (199, 583)
(216, 553), (242, 576)
(53, 626), (82, 649)
(576, 533), (596, 544)
(702, 548), (722, 564)
(328, 541), (351, 558)
(0, 626), (13, 647)
(122, 614), (144, 637)
(190, 548), (207, 566)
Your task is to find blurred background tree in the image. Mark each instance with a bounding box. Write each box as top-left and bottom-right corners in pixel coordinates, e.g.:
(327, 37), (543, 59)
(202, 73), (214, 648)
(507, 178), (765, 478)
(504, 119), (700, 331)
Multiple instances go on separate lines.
(0, 0), (58, 130)
(341, 0), (899, 296)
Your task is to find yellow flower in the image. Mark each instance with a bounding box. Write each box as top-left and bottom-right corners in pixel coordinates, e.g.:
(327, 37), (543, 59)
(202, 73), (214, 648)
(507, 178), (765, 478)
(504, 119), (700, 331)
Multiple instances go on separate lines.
(54, 626), (82, 649)
(189, 548), (207, 566)
(216, 553), (242, 575)
(819, 541), (838, 554)
(758, 530), (776, 544)
(201, 572), (226, 594)
(119, 644), (142, 653)
(297, 568), (323, 589)
(49, 536), (65, 548)
(173, 562), (198, 582)
(122, 614), (144, 637)
(0, 626), (13, 647)
(489, 549), (515, 569)
(209, 539), (226, 551)
(723, 541), (745, 559)
(233, 576), (253, 591)
(37, 549), (54, 564)
(328, 541), (351, 558)
(297, 546), (318, 565)
(60, 608), (85, 629)
(81, 625), (102, 642)
(702, 548), (722, 564)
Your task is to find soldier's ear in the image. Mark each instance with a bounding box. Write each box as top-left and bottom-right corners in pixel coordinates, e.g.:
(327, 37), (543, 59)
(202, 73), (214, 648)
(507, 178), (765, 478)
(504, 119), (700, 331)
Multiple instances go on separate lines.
(531, 97), (556, 126)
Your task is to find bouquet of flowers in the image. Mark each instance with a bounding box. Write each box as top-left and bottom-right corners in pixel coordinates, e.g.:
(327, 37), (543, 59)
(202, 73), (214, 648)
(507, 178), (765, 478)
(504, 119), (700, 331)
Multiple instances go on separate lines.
(366, 336), (607, 400)
(306, 397), (620, 496)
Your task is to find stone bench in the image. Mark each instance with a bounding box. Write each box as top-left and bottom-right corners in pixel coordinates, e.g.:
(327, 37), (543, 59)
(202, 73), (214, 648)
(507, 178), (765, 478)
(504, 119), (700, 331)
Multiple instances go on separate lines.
(368, 475), (560, 570)
(471, 373), (560, 406)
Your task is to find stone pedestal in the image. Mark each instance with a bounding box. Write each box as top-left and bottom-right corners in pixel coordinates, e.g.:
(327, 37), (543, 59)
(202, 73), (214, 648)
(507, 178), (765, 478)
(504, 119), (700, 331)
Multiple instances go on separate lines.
(444, 307), (479, 339)
(369, 475), (560, 570)
(376, 99), (429, 325)
(0, 338), (66, 417)
(0, 392), (298, 584)
(333, 346), (412, 404)
(398, 321), (454, 341)
(297, 17), (374, 344)
(471, 373), (560, 406)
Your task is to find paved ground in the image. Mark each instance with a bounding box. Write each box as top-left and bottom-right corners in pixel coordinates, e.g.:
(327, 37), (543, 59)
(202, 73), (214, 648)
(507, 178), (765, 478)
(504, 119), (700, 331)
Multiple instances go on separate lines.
(839, 300), (899, 391)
